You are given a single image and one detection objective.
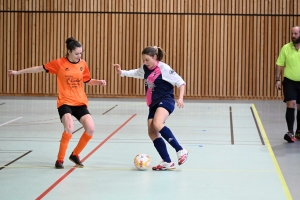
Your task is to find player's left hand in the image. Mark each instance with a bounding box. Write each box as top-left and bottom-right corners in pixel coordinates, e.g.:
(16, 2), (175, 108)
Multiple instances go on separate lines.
(177, 99), (184, 108)
(99, 80), (106, 86)
(8, 70), (18, 77)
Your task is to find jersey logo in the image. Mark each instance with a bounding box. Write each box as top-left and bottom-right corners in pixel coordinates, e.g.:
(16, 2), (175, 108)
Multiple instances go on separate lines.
(80, 67), (83, 71)
(169, 70), (176, 75)
(65, 68), (69, 71)
(145, 81), (156, 91)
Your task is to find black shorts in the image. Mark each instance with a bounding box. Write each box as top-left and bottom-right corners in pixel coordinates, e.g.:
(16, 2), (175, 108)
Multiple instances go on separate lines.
(58, 104), (90, 121)
(282, 77), (300, 103)
(148, 101), (175, 119)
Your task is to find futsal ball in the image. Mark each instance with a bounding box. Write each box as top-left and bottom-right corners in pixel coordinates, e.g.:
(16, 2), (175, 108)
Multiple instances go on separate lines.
(134, 154), (151, 170)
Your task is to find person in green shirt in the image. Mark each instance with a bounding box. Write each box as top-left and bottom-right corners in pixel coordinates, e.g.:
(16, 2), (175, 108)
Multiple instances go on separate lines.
(276, 26), (300, 143)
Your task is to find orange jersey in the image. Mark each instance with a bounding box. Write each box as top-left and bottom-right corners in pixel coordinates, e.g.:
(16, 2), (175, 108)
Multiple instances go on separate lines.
(43, 57), (91, 108)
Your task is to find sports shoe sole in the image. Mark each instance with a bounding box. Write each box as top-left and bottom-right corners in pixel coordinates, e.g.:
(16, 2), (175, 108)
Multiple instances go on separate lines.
(69, 158), (84, 168)
(152, 167), (176, 171)
(152, 162), (176, 171)
(284, 134), (294, 143)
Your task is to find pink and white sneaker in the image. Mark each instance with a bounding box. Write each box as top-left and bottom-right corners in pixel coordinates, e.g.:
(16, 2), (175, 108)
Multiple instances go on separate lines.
(177, 148), (189, 165)
(152, 161), (176, 171)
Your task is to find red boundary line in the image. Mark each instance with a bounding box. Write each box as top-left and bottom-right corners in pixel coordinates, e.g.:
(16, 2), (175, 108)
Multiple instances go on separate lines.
(35, 114), (136, 200)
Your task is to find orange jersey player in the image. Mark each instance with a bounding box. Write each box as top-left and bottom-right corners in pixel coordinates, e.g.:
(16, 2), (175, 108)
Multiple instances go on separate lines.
(8, 37), (106, 169)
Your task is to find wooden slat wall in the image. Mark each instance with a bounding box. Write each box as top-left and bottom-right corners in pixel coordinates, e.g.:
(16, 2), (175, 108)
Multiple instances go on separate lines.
(1, 0), (300, 99)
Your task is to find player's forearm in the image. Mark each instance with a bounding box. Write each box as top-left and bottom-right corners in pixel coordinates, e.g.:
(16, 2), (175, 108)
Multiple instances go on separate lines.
(86, 79), (100, 85)
(275, 66), (283, 79)
(16, 66), (44, 75)
(121, 69), (144, 79)
(86, 79), (98, 85)
(178, 84), (185, 99)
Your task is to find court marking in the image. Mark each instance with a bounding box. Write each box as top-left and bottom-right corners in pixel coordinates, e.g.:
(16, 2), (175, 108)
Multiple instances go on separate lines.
(251, 104), (292, 200)
(35, 114), (137, 200)
(0, 150), (32, 171)
(0, 165), (276, 173)
(250, 107), (265, 145)
(0, 150), (32, 153)
(229, 106), (234, 144)
(102, 104), (118, 115)
(0, 117), (22, 127)
(72, 127), (83, 135)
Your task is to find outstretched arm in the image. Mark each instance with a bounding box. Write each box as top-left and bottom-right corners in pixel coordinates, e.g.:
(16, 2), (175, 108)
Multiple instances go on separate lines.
(86, 79), (106, 86)
(112, 64), (144, 79)
(8, 66), (45, 77)
(112, 64), (122, 75)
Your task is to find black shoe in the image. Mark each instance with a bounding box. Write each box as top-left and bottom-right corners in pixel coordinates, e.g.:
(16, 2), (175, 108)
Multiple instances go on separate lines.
(69, 152), (84, 168)
(284, 132), (295, 143)
(55, 160), (64, 169)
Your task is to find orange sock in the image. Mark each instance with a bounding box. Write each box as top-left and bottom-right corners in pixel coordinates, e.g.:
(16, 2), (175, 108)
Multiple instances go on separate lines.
(57, 132), (72, 161)
(73, 131), (93, 156)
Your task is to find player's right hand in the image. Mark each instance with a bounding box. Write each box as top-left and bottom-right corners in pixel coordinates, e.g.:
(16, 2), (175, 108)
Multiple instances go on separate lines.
(112, 64), (122, 75)
(275, 81), (281, 90)
(7, 70), (17, 77)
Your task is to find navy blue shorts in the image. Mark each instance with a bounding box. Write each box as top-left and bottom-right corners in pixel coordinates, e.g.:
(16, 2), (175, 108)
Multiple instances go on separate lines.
(58, 104), (90, 121)
(147, 101), (175, 119)
(282, 77), (300, 104)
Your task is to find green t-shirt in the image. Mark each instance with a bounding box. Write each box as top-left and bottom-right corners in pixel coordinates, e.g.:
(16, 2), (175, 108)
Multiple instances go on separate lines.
(276, 42), (300, 81)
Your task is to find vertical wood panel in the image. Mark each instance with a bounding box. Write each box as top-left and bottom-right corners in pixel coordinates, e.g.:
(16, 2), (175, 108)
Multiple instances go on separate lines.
(0, 0), (296, 100)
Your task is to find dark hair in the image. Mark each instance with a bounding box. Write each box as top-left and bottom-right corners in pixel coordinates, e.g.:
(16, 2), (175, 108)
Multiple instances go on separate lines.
(142, 46), (165, 61)
(65, 37), (82, 54)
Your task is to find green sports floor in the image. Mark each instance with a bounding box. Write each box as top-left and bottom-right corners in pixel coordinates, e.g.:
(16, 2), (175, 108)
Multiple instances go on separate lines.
(0, 97), (297, 200)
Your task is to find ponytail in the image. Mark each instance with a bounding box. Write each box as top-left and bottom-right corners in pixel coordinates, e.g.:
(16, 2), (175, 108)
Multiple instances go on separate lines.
(142, 46), (165, 61)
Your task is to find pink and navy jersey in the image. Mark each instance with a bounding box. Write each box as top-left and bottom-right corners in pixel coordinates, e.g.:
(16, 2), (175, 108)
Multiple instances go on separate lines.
(121, 61), (186, 108)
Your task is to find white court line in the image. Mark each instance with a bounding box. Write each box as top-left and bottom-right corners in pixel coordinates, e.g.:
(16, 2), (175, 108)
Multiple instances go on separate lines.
(0, 117), (22, 127)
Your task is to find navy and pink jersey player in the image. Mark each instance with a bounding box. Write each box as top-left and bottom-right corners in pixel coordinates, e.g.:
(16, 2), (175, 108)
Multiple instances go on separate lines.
(113, 46), (189, 171)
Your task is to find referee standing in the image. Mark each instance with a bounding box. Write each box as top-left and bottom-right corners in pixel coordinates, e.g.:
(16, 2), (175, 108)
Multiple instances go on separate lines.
(276, 26), (300, 143)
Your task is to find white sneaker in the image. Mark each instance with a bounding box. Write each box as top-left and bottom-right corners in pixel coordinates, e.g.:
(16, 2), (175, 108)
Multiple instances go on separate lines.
(177, 148), (189, 165)
(152, 161), (176, 171)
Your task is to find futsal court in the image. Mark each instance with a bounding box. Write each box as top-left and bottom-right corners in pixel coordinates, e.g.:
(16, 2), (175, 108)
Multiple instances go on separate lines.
(0, 96), (296, 200)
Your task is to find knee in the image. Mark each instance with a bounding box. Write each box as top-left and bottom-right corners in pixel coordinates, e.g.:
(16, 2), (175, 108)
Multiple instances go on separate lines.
(64, 124), (73, 134)
(148, 125), (160, 140)
(148, 130), (160, 141)
(85, 125), (95, 135)
(148, 129), (156, 136)
(80, 115), (95, 135)
(287, 101), (296, 108)
(62, 115), (74, 133)
(64, 121), (74, 133)
(152, 119), (163, 132)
